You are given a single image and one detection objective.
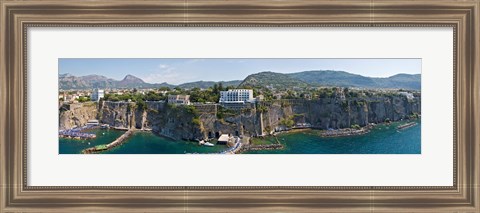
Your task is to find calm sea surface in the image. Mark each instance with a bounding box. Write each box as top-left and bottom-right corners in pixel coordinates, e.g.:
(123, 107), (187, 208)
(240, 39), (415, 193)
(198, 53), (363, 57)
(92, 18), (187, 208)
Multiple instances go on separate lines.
(245, 120), (421, 154)
(59, 120), (421, 154)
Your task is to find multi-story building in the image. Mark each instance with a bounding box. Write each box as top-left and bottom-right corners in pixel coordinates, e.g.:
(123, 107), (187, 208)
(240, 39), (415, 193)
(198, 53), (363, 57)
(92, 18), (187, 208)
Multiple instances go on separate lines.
(168, 95), (191, 105)
(219, 89), (254, 103)
(219, 89), (255, 110)
(90, 88), (104, 102)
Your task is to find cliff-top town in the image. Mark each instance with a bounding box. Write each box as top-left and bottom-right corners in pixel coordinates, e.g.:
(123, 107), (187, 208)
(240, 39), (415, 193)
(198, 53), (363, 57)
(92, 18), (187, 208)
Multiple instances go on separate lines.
(59, 69), (421, 154)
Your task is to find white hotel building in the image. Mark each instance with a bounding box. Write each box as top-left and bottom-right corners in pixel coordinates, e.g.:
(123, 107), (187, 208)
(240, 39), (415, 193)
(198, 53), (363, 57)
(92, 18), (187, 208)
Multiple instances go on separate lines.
(219, 89), (255, 103)
(90, 88), (104, 102)
(219, 89), (255, 109)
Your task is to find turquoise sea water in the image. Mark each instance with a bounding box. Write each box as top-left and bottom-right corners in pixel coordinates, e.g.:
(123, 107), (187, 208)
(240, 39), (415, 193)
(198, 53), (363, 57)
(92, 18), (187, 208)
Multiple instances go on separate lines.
(59, 120), (420, 154)
(245, 120), (421, 154)
(59, 129), (228, 154)
(103, 132), (228, 154)
(59, 129), (124, 154)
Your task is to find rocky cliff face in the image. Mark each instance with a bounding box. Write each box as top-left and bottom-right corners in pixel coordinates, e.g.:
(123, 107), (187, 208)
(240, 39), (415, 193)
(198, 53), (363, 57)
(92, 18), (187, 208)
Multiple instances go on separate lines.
(200, 109), (263, 139)
(61, 96), (421, 140)
(260, 96), (421, 131)
(99, 101), (137, 129)
(59, 103), (98, 130)
(144, 103), (204, 140)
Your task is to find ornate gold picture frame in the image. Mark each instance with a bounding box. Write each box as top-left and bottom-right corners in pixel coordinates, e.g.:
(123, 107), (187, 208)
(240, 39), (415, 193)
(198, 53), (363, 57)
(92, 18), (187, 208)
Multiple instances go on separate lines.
(1, 0), (478, 212)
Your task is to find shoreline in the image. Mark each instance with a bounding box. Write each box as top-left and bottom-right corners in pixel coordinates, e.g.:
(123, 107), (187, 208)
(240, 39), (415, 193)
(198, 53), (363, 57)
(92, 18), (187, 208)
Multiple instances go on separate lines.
(319, 126), (371, 138)
(271, 119), (419, 138)
(62, 119), (419, 154)
(241, 119), (420, 153)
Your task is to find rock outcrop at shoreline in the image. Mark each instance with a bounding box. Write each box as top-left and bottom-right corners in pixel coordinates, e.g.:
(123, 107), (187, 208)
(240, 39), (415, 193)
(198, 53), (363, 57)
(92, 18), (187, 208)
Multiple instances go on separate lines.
(59, 102), (97, 130)
(59, 96), (420, 141)
(320, 127), (371, 137)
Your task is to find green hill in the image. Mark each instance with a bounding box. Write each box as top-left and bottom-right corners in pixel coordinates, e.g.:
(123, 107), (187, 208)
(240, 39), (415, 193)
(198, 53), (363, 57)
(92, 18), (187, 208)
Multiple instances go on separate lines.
(373, 74), (421, 90)
(288, 70), (376, 88)
(178, 80), (242, 89)
(288, 70), (420, 90)
(239, 71), (309, 89)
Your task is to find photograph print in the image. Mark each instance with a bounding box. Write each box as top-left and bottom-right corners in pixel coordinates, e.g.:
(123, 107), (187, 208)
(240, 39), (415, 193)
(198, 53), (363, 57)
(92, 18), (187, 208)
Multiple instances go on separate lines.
(58, 58), (421, 154)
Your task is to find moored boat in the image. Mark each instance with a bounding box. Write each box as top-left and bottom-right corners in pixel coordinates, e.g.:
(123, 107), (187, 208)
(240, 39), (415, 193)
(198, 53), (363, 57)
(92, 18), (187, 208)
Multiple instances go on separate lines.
(204, 142), (215, 147)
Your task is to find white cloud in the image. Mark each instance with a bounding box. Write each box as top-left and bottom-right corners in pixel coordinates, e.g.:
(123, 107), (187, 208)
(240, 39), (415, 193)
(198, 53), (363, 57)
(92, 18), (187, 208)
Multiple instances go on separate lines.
(143, 65), (196, 85)
(158, 64), (169, 69)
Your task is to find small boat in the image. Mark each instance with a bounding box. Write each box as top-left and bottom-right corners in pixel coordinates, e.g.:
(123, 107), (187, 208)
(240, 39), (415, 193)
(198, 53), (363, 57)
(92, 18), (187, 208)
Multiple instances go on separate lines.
(203, 142), (215, 147)
(198, 140), (205, 145)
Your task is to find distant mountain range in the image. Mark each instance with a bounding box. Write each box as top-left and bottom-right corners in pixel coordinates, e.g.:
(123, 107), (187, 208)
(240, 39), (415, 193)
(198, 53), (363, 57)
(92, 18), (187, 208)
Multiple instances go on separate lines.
(287, 70), (421, 90)
(178, 80), (243, 89)
(59, 70), (421, 90)
(59, 74), (171, 90)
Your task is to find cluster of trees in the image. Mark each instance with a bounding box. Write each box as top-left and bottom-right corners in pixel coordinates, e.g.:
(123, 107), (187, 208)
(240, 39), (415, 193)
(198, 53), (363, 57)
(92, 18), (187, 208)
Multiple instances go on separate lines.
(102, 90), (166, 110)
(58, 96), (90, 102)
(77, 96), (91, 103)
(98, 82), (416, 106)
(351, 124), (361, 129)
(216, 106), (237, 120)
(409, 112), (420, 119)
(279, 116), (295, 128)
(102, 83), (236, 104)
(239, 86), (276, 101)
(103, 90), (166, 102)
(170, 83), (236, 103)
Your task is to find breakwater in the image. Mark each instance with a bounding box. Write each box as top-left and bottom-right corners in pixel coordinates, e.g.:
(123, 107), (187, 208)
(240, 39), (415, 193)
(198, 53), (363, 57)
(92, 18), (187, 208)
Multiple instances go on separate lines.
(82, 129), (134, 154)
(240, 144), (284, 152)
(397, 122), (417, 130)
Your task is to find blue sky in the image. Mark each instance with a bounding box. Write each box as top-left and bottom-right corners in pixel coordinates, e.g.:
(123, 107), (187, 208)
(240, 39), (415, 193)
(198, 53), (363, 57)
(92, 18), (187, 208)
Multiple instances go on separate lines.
(59, 58), (421, 85)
